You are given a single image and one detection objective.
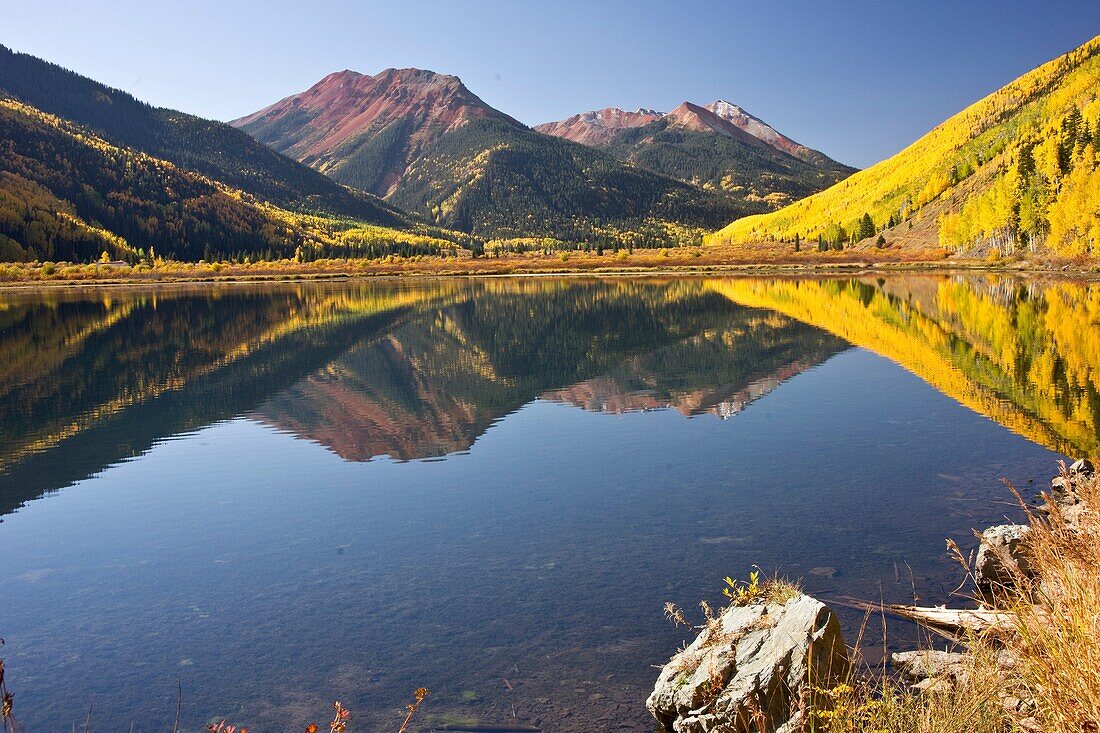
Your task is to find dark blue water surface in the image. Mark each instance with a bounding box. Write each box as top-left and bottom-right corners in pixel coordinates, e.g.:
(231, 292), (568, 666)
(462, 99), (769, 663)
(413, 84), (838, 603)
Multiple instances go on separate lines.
(0, 275), (1089, 732)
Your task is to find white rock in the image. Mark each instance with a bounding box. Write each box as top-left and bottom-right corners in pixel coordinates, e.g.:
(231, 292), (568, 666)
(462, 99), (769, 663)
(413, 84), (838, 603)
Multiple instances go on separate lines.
(1069, 458), (1094, 478)
(647, 595), (849, 733)
(974, 524), (1032, 602)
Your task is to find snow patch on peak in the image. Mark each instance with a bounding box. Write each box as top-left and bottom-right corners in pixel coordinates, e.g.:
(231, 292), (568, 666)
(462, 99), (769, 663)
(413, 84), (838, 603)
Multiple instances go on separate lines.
(709, 100), (744, 116)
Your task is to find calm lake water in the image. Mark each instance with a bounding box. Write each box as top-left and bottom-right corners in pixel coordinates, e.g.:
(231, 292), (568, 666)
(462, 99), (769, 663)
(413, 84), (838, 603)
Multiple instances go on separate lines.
(0, 274), (1094, 732)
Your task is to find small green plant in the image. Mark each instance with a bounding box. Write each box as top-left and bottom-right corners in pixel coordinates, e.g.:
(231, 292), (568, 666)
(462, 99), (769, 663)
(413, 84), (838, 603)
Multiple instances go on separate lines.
(723, 571), (763, 605)
(723, 571), (801, 607)
(810, 682), (882, 732)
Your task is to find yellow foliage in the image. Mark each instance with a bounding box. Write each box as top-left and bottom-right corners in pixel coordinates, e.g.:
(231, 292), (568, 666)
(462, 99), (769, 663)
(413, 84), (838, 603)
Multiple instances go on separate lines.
(713, 34), (1100, 257)
(705, 276), (1100, 457)
(1047, 159), (1100, 254)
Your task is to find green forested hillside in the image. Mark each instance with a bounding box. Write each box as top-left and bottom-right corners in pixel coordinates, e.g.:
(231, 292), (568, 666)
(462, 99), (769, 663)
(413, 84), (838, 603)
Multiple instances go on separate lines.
(713, 34), (1100, 256)
(600, 117), (853, 206)
(0, 44), (410, 228)
(388, 118), (755, 242)
(0, 99), (459, 262)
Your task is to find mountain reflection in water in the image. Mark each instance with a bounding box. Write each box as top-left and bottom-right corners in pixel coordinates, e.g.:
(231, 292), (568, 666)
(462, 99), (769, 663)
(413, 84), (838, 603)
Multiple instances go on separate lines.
(1, 278), (846, 506)
(0, 273), (1094, 733)
(2, 276), (1095, 505)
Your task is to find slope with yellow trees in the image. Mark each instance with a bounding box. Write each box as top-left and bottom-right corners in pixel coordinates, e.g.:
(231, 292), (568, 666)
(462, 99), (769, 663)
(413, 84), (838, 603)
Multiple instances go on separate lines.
(711, 35), (1100, 258)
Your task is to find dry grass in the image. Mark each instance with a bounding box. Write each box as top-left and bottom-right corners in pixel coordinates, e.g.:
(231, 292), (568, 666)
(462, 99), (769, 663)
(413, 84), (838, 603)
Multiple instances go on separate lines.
(812, 643), (1017, 733)
(1008, 468), (1100, 731)
(0, 246), (953, 287)
(815, 463), (1100, 733)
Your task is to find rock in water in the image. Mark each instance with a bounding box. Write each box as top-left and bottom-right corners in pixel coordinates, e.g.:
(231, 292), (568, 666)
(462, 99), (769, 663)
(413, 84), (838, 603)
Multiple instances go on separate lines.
(646, 595), (849, 733)
(891, 649), (1015, 689)
(1069, 458), (1094, 478)
(891, 650), (971, 684)
(975, 524), (1033, 602)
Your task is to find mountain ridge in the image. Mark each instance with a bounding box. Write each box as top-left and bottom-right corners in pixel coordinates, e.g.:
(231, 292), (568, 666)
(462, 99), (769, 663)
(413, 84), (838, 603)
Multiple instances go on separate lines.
(535, 98), (848, 167)
(0, 44), (413, 227)
(534, 97), (854, 204)
(533, 107), (664, 146)
(233, 67), (755, 242)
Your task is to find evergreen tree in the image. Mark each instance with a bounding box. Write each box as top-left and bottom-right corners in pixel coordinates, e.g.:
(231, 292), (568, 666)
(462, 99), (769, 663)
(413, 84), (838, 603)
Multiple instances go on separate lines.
(858, 212), (876, 241)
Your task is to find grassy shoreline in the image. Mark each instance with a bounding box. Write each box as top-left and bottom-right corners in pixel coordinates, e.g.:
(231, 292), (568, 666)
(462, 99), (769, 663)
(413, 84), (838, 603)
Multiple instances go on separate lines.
(821, 464), (1100, 733)
(3, 250), (1100, 290)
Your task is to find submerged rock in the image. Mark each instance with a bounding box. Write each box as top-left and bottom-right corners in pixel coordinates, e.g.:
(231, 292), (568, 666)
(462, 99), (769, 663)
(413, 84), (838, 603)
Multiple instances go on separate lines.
(892, 650), (970, 684)
(974, 524), (1033, 602)
(1047, 465), (1092, 528)
(891, 648), (1018, 694)
(646, 595), (849, 733)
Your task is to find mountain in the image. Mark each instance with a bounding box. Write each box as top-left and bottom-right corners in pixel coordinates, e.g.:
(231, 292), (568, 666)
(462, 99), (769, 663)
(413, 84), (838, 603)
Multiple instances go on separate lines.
(535, 100), (854, 205)
(0, 45), (414, 227)
(0, 96), (460, 263)
(0, 98), (315, 262)
(704, 100), (838, 168)
(0, 45), (468, 262)
(712, 34), (1100, 257)
(533, 107), (663, 147)
(232, 68), (522, 194)
(232, 69), (753, 243)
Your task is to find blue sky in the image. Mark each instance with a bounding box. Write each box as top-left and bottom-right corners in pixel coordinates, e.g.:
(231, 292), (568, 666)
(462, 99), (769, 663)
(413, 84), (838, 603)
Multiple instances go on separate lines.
(3, 0), (1099, 167)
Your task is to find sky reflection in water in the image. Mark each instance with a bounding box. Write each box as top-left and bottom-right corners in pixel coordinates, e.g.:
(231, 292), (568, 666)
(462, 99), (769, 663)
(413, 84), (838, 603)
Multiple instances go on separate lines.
(0, 275), (1087, 732)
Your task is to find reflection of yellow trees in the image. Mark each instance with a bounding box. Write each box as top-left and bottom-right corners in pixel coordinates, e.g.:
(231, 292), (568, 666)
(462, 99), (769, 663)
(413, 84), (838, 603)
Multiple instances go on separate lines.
(706, 276), (1100, 456)
(0, 298), (139, 394)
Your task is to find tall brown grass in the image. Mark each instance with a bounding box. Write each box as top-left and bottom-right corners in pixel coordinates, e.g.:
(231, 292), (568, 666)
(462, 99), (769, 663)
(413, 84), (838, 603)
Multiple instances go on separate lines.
(818, 464), (1099, 733)
(811, 644), (1015, 733)
(1009, 468), (1100, 731)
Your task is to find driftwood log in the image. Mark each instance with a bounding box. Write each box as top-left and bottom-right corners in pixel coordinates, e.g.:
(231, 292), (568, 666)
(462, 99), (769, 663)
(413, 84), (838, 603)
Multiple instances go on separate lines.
(830, 595), (1019, 638)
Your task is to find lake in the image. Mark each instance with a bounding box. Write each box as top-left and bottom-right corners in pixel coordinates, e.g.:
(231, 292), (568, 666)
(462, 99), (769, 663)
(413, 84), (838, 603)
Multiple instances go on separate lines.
(0, 274), (1093, 732)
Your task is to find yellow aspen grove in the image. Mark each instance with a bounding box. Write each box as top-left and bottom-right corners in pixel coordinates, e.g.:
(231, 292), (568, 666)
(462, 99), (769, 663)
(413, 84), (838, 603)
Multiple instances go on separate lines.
(713, 34), (1100, 258)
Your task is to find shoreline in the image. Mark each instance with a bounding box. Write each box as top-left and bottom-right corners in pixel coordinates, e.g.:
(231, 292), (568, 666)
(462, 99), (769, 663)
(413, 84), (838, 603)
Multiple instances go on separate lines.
(3, 256), (1100, 292)
(649, 460), (1095, 733)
